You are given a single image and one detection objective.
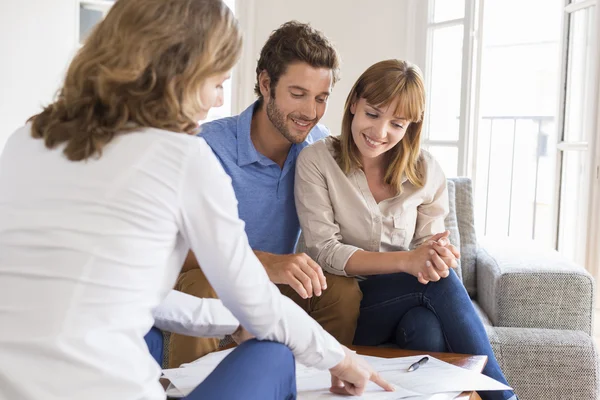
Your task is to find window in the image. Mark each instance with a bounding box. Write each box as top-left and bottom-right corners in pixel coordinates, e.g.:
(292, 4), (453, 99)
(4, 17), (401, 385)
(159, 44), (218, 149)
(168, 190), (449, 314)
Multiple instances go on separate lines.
(78, 1), (115, 45)
(425, 0), (598, 267)
(204, 0), (237, 123)
(557, 1), (597, 264)
(422, 0), (468, 178)
(474, 0), (562, 246)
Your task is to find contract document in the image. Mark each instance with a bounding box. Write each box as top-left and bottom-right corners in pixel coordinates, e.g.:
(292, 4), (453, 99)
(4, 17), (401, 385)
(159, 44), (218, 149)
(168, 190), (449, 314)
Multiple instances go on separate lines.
(162, 348), (511, 399)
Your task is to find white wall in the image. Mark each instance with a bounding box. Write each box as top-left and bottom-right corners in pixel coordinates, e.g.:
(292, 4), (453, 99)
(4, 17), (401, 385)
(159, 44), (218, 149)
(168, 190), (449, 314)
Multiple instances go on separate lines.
(0, 0), (78, 152)
(234, 0), (428, 134)
(0, 0), (429, 152)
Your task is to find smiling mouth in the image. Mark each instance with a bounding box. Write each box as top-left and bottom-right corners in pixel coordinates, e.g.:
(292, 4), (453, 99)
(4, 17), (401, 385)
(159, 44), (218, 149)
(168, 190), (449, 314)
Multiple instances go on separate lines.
(362, 133), (386, 147)
(291, 117), (312, 128)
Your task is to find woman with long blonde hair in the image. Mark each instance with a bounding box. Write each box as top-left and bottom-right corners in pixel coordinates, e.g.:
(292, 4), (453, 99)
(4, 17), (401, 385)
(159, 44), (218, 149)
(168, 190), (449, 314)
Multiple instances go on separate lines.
(296, 59), (517, 400)
(0, 1), (392, 399)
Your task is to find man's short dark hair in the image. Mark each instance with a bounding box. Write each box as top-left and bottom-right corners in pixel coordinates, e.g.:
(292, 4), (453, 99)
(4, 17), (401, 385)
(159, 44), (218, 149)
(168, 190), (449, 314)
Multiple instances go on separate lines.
(254, 21), (340, 102)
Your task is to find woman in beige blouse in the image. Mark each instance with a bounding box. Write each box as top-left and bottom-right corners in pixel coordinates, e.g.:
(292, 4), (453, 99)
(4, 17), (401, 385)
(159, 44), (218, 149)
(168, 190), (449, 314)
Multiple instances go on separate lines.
(295, 60), (516, 400)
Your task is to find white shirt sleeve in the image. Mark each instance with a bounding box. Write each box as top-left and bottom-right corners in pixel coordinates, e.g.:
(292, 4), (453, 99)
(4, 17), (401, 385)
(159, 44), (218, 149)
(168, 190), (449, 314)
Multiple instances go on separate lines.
(152, 290), (239, 338)
(176, 139), (345, 370)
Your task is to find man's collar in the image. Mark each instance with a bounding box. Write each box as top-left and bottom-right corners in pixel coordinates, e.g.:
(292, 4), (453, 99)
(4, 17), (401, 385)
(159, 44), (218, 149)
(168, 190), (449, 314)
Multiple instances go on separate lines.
(236, 102), (261, 167)
(236, 100), (320, 167)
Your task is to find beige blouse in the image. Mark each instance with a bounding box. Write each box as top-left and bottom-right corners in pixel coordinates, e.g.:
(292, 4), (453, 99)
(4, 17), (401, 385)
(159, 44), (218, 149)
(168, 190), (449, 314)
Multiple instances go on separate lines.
(295, 136), (449, 276)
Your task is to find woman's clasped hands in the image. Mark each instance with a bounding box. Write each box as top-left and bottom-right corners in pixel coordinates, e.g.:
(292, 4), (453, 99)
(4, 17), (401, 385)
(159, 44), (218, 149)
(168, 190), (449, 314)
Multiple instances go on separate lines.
(408, 231), (461, 285)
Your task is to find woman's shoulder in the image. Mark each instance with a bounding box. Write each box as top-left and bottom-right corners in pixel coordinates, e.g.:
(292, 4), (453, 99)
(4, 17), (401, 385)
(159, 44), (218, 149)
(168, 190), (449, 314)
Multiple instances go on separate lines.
(116, 128), (216, 174)
(416, 148), (446, 185)
(418, 148), (442, 170)
(418, 148), (435, 166)
(298, 135), (338, 164)
(136, 127), (210, 152)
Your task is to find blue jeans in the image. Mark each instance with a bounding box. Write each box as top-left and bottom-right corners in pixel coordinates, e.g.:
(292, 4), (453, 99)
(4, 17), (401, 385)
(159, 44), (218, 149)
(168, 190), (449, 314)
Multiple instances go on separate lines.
(144, 327), (164, 366)
(184, 340), (297, 400)
(354, 270), (516, 400)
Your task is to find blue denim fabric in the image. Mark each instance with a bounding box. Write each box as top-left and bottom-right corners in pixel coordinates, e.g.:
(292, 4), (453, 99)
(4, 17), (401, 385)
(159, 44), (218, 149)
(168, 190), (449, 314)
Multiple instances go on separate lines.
(354, 270), (516, 400)
(143, 327), (164, 366)
(395, 306), (447, 352)
(184, 340), (296, 400)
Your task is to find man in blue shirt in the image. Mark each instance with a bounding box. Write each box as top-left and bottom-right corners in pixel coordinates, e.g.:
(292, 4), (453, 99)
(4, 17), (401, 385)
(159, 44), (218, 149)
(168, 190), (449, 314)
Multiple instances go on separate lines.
(167, 22), (362, 368)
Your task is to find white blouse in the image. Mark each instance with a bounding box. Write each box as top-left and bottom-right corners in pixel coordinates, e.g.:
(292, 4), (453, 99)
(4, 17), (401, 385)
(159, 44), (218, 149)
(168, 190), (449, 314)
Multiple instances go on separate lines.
(0, 125), (344, 400)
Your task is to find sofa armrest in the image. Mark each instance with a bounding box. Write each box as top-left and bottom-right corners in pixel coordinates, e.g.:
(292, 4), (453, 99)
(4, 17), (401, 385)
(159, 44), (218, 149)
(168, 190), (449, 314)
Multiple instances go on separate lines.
(476, 239), (594, 334)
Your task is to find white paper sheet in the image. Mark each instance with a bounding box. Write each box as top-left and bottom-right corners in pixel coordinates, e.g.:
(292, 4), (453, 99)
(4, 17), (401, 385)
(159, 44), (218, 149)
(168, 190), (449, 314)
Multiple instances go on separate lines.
(162, 349), (235, 397)
(294, 361), (460, 400)
(360, 355), (512, 394)
(162, 349), (511, 399)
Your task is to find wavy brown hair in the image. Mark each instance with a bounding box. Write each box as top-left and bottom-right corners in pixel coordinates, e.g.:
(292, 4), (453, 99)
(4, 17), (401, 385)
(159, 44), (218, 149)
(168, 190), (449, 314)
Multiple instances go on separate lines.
(29, 0), (242, 161)
(333, 59), (426, 193)
(253, 21), (340, 104)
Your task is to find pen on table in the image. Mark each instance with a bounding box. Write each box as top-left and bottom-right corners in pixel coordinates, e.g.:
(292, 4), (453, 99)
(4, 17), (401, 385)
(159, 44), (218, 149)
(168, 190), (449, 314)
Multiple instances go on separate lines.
(407, 356), (429, 372)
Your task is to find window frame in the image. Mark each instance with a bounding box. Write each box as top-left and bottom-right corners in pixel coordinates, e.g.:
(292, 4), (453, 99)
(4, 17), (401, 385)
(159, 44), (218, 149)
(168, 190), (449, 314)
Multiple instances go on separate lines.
(423, 0), (481, 178)
(555, 0), (598, 266)
(424, 0), (599, 272)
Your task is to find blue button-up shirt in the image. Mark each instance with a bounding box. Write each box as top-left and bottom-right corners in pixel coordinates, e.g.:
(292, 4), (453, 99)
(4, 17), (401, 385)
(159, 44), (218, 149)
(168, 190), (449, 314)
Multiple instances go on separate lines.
(200, 102), (329, 254)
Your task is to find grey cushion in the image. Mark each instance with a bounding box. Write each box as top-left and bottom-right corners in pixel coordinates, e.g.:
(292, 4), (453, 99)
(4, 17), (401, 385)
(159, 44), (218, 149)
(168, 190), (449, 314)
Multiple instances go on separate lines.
(472, 300), (493, 326)
(487, 327), (599, 400)
(444, 180), (463, 282)
(162, 331), (171, 369)
(476, 239), (594, 334)
(448, 177), (478, 297)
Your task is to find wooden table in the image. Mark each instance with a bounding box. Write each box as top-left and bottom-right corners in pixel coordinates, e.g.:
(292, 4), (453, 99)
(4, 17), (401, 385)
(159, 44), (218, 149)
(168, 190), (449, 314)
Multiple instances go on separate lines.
(351, 345), (488, 400)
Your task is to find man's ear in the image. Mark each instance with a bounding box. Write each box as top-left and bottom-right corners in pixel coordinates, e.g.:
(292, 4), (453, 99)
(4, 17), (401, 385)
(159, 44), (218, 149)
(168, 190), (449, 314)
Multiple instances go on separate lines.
(258, 70), (272, 101)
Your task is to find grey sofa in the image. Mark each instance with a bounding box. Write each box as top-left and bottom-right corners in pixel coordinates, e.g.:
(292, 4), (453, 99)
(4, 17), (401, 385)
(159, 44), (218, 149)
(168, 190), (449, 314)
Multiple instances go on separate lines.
(443, 177), (599, 399)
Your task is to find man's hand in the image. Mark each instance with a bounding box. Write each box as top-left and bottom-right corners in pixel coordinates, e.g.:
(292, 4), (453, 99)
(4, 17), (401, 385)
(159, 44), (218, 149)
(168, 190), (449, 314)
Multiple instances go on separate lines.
(231, 325), (254, 345)
(254, 251), (327, 299)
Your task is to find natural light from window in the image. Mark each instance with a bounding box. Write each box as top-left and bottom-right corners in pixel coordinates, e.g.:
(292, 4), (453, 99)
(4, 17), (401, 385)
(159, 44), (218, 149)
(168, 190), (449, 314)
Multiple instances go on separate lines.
(474, 0), (562, 248)
(203, 0), (236, 123)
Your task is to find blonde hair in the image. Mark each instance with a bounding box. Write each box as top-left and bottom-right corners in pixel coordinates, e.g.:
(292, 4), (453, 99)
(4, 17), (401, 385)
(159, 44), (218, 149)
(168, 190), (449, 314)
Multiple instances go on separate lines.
(30, 0), (242, 161)
(334, 59), (426, 193)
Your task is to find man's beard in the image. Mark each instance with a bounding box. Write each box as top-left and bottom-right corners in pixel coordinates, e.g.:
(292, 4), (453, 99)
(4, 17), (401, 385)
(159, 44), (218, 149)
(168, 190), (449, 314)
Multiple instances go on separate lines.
(266, 97), (314, 144)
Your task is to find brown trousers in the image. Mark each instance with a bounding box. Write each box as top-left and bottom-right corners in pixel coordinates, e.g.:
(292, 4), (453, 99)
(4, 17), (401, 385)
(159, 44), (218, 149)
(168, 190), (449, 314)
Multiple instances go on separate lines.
(167, 268), (362, 368)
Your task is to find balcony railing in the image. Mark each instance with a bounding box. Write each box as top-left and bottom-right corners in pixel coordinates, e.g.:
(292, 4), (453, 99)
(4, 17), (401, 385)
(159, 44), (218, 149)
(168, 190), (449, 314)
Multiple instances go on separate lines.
(474, 116), (556, 245)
